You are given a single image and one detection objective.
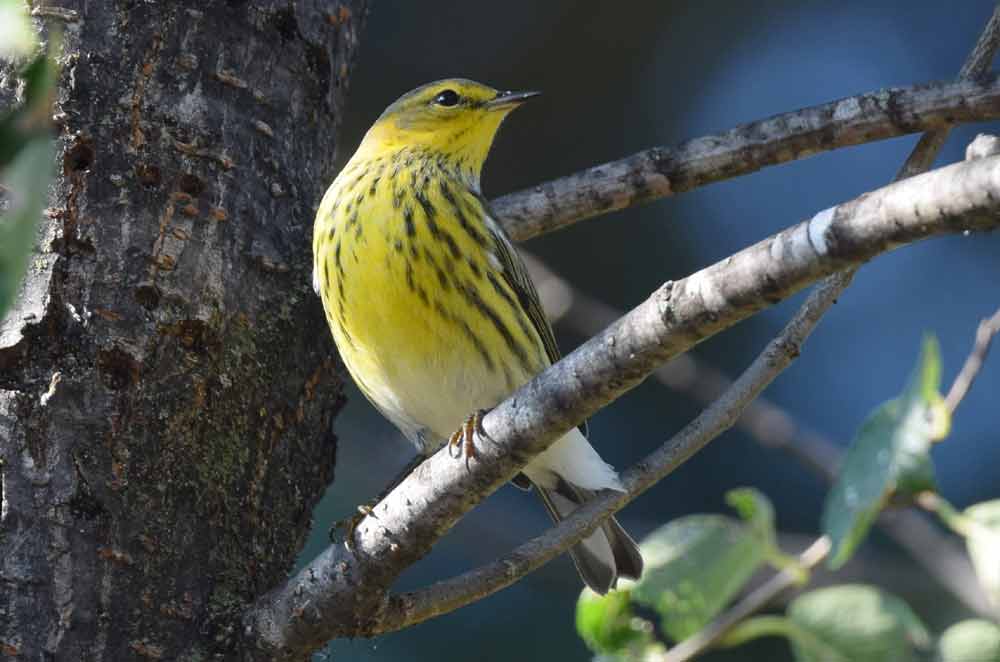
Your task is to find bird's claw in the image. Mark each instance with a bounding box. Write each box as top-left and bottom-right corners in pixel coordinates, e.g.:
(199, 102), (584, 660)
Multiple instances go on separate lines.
(448, 408), (493, 467)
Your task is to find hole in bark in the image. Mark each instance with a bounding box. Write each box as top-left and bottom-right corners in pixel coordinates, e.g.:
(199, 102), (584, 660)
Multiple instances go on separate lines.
(63, 140), (95, 174)
(96, 347), (141, 391)
(136, 163), (161, 188)
(177, 173), (205, 197)
(135, 284), (161, 310)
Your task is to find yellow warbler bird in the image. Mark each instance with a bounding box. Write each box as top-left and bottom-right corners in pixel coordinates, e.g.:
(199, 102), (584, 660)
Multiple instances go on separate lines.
(312, 78), (642, 593)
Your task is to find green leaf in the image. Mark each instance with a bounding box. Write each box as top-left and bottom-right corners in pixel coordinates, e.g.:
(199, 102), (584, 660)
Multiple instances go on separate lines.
(726, 487), (776, 549)
(0, 0), (36, 59)
(962, 500), (1000, 610)
(822, 336), (949, 569)
(937, 620), (1000, 662)
(720, 615), (850, 661)
(727, 487), (810, 582)
(0, 138), (52, 319)
(576, 588), (653, 656)
(630, 494), (772, 642)
(787, 584), (931, 662)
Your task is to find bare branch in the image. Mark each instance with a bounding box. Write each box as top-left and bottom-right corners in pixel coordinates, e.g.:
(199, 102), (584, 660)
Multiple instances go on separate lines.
(927, 43), (1000, 384)
(944, 306), (1000, 414)
(960, 6), (1000, 81)
(531, 256), (842, 480)
(373, 274), (848, 635)
(492, 75), (1000, 241)
(244, 153), (1000, 657)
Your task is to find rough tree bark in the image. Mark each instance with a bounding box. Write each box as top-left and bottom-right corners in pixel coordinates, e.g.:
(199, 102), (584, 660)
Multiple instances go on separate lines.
(0, 1), (365, 659)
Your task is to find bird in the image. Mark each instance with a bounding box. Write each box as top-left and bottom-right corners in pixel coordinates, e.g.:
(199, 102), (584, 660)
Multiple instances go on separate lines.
(311, 78), (643, 594)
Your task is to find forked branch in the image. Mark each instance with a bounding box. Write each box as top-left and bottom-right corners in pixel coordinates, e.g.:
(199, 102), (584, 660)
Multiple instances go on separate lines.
(244, 152), (1000, 658)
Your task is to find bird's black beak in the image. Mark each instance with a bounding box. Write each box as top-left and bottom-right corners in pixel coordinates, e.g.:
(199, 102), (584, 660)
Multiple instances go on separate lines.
(485, 89), (541, 110)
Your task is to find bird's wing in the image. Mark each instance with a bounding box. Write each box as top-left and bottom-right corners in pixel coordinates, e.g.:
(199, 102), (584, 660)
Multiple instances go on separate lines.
(480, 208), (562, 368)
(479, 198), (589, 443)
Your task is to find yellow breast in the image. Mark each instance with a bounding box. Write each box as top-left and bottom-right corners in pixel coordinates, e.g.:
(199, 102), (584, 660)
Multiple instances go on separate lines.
(312, 149), (547, 447)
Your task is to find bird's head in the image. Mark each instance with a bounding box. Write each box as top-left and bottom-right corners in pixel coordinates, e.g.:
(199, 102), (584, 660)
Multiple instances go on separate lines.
(357, 78), (539, 185)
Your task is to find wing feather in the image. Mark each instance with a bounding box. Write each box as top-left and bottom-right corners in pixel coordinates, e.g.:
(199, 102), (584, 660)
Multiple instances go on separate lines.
(479, 203), (561, 367)
(477, 195), (587, 436)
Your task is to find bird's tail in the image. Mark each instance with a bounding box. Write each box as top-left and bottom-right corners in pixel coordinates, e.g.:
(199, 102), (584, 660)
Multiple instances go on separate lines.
(535, 477), (643, 594)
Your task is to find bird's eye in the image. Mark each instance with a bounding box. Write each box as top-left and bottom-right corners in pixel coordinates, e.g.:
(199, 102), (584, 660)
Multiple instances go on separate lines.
(433, 89), (460, 107)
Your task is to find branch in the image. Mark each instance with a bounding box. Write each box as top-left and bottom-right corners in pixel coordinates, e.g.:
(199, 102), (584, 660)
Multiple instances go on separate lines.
(540, 256), (997, 619)
(492, 75), (1000, 241)
(944, 305), (1000, 413)
(530, 257), (841, 479)
(244, 153), (1000, 657)
(374, 274), (849, 636)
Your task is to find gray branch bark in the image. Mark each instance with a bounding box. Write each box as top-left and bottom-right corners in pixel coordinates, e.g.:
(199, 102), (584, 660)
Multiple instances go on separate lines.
(493, 75), (1000, 241)
(0, 2), (366, 660)
(244, 149), (1000, 657)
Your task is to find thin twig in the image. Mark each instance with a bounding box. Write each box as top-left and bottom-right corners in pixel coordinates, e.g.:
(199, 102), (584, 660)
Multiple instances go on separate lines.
(491, 76), (1000, 241)
(661, 537), (832, 662)
(944, 306), (1000, 414)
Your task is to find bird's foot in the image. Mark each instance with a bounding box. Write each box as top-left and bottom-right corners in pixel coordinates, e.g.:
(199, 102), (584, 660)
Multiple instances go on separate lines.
(448, 408), (494, 466)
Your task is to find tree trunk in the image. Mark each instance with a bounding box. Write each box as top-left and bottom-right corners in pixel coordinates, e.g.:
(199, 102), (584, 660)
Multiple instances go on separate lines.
(0, 1), (364, 659)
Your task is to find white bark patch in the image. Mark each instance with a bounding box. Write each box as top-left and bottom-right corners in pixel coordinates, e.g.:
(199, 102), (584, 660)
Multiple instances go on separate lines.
(966, 133), (1000, 161)
(807, 206), (836, 256)
(833, 96), (862, 122)
(687, 269), (727, 311)
(769, 235), (785, 262)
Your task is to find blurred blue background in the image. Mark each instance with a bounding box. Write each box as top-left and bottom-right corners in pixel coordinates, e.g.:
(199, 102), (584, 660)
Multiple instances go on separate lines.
(300, 1), (1000, 659)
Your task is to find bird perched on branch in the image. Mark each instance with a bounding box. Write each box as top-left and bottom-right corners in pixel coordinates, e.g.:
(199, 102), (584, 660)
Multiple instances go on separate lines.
(312, 78), (643, 593)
